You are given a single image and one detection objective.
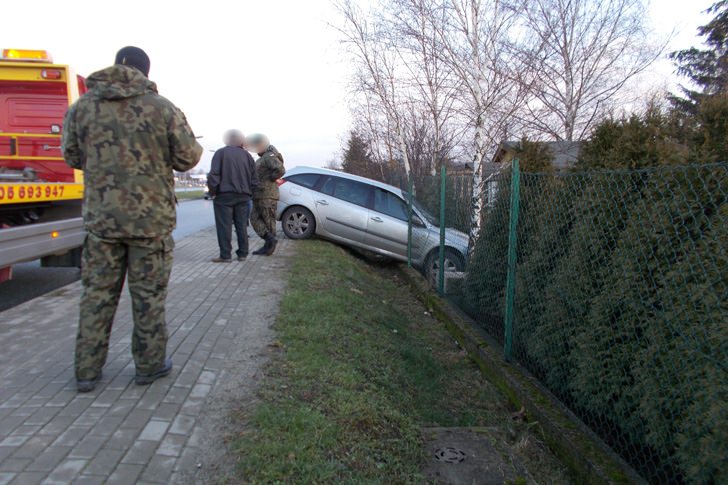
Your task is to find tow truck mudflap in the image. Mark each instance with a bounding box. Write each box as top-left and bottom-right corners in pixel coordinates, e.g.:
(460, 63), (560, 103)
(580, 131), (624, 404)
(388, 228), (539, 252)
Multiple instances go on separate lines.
(0, 217), (85, 269)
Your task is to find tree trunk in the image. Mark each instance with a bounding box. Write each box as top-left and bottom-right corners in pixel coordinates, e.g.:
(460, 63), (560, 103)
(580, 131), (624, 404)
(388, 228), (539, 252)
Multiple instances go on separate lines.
(469, 108), (485, 254)
(397, 126), (411, 176)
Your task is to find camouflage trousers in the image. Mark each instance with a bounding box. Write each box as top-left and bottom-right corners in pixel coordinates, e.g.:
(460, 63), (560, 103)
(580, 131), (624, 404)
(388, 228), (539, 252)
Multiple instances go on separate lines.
(75, 232), (174, 380)
(251, 198), (278, 239)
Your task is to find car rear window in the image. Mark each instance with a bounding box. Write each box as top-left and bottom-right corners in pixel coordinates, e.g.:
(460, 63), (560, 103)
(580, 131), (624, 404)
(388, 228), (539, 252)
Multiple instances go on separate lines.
(286, 173), (321, 189)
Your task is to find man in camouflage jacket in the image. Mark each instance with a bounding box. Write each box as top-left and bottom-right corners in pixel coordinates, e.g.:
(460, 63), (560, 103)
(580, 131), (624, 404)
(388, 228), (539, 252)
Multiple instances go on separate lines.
(246, 134), (285, 256)
(62, 47), (202, 392)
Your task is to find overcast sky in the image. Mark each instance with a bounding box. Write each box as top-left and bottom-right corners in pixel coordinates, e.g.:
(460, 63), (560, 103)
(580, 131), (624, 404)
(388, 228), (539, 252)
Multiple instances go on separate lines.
(3, 0), (716, 171)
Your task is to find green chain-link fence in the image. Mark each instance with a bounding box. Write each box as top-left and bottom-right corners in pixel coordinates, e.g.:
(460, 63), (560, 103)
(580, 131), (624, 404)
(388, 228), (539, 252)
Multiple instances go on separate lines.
(408, 162), (727, 484)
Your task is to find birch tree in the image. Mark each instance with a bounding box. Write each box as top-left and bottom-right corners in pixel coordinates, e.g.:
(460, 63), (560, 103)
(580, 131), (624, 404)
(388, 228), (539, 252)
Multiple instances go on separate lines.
(336, 0), (413, 176)
(433, 0), (527, 249)
(515, 0), (663, 141)
(390, 0), (463, 176)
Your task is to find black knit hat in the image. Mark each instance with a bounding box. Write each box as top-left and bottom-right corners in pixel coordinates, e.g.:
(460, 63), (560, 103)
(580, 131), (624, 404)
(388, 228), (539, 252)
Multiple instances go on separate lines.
(114, 46), (150, 77)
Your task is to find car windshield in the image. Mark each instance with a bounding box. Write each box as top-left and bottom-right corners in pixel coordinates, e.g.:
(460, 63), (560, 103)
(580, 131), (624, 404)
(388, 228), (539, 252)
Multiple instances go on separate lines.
(402, 192), (439, 226)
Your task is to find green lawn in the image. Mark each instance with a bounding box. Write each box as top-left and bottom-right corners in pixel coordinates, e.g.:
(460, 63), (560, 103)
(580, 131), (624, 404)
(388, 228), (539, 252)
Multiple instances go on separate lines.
(233, 240), (567, 483)
(175, 189), (205, 201)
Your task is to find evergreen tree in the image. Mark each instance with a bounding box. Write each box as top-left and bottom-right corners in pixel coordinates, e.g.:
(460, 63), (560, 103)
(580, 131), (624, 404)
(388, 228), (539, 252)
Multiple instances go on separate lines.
(460, 5), (728, 481)
(463, 140), (555, 340)
(671, 1), (728, 166)
(537, 112), (724, 483)
(671, 1), (728, 109)
(341, 131), (378, 180)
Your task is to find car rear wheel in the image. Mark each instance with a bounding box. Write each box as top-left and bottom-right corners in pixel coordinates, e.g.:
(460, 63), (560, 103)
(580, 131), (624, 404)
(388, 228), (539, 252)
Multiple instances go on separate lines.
(425, 248), (464, 286)
(282, 206), (316, 240)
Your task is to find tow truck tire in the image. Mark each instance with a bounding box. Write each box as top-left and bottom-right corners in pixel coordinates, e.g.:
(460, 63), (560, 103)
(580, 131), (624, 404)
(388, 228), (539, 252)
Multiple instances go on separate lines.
(41, 247), (82, 268)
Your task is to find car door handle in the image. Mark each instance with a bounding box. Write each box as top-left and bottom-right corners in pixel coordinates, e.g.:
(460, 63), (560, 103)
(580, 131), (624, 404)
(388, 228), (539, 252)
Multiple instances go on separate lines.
(316, 199), (329, 206)
(370, 216), (383, 222)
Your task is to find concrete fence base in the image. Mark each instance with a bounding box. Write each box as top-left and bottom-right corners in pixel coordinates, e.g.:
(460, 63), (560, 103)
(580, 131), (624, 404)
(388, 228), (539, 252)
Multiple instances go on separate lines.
(399, 266), (646, 485)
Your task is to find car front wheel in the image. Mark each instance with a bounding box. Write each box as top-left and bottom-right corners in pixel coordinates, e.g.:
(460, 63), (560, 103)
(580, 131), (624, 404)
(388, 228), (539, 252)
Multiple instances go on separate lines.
(425, 248), (465, 287)
(281, 206), (316, 240)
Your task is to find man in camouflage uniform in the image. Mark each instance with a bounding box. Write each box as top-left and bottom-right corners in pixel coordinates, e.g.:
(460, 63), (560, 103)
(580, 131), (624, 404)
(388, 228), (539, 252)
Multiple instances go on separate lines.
(246, 134), (285, 256)
(62, 47), (202, 392)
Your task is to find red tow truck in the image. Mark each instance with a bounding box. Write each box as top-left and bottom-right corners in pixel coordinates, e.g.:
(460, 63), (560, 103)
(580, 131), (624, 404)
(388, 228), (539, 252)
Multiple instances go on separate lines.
(0, 49), (86, 282)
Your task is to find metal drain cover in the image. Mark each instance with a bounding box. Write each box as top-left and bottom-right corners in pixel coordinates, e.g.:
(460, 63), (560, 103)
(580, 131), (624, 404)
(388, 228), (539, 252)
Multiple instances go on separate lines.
(434, 447), (467, 464)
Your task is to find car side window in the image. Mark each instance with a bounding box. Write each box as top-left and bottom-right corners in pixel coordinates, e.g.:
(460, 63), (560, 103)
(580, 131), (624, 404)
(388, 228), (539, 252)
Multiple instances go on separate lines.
(335, 178), (371, 207)
(321, 176), (371, 207)
(373, 189), (408, 221)
(320, 176), (336, 196)
(287, 173), (320, 189)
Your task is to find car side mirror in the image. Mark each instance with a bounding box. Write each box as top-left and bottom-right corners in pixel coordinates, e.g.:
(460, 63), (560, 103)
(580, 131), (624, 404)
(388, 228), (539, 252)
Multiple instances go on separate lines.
(411, 215), (426, 227)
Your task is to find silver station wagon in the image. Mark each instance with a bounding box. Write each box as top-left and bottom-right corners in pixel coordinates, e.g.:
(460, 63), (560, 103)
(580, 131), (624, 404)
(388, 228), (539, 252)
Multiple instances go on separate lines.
(276, 167), (468, 280)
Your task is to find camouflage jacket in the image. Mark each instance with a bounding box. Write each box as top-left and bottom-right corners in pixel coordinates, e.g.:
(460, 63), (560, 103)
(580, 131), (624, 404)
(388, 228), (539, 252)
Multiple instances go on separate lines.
(62, 65), (203, 238)
(253, 145), (285, 200)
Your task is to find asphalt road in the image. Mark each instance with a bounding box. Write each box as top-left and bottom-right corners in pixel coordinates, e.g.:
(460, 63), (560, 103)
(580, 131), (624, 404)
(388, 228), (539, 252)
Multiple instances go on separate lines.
(173, 197), (214, 239)
(0, 198), (214, 312)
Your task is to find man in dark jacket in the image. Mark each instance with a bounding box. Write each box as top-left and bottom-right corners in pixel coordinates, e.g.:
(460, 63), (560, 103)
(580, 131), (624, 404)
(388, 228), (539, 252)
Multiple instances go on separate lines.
(62, 46), (203, 392)
(207, 129), (259, 262)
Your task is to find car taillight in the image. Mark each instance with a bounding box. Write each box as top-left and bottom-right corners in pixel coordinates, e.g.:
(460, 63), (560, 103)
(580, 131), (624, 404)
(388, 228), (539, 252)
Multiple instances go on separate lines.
(276, 179), (286, 186)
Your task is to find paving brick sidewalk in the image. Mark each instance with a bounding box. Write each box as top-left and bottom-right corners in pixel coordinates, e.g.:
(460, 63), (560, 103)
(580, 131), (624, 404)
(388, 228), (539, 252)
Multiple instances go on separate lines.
(0, 228), (294, 484)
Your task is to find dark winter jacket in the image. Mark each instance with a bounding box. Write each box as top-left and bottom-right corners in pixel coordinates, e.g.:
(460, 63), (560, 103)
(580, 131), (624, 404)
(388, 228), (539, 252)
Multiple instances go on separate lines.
(207, 146), (259, 198)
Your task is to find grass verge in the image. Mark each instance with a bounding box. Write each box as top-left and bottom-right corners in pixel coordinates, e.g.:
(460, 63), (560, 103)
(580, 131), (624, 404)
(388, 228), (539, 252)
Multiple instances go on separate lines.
(233, 240), (568, 483)
(175, 189), (205, 200)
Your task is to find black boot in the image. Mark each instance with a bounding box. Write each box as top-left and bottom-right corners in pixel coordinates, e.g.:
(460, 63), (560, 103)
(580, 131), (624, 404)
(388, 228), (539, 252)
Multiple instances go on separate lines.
(265, 236), (278, 256)
(253, 235), (272, 255)
(77, 371), (103, 393)
(135, 358), (173, 386)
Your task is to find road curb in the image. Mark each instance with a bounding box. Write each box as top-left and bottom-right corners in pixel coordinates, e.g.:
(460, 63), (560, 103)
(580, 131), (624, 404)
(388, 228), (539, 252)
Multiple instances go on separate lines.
(398, 266), (645, 485)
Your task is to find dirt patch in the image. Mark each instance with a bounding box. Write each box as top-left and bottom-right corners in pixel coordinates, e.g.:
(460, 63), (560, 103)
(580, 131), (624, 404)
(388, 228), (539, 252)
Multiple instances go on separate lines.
(175, 250), (295, 484)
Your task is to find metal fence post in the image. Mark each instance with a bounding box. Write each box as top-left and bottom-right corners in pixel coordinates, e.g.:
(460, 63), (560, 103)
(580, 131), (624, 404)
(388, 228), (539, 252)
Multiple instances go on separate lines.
(504, 159), (520, 361)
(408, 174), (413, 268)
(438, 166), (446, 296)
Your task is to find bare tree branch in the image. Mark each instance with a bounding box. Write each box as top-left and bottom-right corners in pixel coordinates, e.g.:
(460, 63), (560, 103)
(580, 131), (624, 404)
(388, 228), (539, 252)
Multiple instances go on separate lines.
(514, 0), (666, 141)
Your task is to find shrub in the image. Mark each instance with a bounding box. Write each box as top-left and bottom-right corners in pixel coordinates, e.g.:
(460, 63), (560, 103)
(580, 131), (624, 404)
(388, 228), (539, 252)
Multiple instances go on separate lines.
(462, 112), (727, 483)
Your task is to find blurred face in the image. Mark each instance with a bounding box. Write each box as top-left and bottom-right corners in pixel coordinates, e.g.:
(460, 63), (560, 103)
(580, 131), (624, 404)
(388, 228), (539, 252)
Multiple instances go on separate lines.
(224, 131), (245, 147)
